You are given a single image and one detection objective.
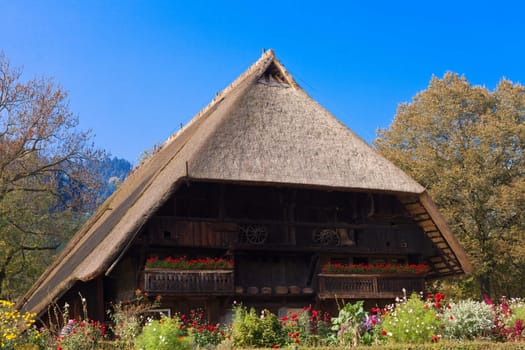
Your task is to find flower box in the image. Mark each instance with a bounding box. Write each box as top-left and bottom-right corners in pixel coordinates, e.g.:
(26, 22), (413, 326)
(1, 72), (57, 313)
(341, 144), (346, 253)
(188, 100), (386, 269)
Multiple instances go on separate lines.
(146, 256), (233, 270)
(318, 273), (425, 299)
(321, 263), (430, 275)
(142, 268), (234, 295)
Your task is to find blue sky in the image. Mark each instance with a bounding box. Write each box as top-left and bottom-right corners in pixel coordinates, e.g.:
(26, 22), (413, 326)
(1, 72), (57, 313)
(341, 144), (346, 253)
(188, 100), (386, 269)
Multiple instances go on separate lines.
(1, 1), (524, 163)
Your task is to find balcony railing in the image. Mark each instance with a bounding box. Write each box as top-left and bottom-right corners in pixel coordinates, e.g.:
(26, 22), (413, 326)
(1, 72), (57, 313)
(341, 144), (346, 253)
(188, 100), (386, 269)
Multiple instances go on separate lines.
(318, 273), (425, 299)
(143, 269), (234, 295)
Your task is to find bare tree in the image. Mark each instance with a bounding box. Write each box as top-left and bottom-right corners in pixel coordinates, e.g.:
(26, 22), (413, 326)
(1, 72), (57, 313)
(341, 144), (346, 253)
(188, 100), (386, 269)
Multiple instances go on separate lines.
(0, 52), (104, 298)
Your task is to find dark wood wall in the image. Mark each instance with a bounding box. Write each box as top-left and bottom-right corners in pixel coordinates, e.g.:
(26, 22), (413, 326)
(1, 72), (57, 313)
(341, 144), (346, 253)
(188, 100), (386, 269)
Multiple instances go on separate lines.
(103, 181), (433, 321)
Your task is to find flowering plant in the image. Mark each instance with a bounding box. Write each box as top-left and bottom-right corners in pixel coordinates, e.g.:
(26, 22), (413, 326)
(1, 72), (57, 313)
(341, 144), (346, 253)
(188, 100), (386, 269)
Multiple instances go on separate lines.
(145, 256), (233, 270)
(0, 299), (37, 350)
(381, 292), (443, 344)
(281, 305), (332, 346)
(442, 299), (494, 340)
(108, 289), (161, 349)
(178, 309), (227, 347)
(134, 316), (191, 350)
(56, 319), (106, 350)
(55, 298), (106, 350)
(321, 263), (430, 275)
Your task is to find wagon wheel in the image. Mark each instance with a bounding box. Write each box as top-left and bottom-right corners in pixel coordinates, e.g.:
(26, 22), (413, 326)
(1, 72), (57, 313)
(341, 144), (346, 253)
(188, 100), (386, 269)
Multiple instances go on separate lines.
(241, 225), (268, 245)
(312, 228), (340, 246)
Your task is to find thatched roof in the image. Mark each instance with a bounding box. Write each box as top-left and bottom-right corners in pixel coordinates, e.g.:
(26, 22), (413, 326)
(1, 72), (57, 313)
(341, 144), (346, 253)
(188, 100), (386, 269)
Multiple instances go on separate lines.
(18, 50), (472, 315)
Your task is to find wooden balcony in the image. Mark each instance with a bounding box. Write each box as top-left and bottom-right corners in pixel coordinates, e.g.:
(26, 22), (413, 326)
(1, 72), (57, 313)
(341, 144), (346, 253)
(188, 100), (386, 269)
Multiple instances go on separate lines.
(142, 269), (234, 295)
(318, 273), (425, 299)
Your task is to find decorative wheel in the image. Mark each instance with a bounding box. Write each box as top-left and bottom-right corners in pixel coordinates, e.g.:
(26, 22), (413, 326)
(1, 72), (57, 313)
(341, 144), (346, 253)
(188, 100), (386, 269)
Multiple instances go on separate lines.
(240, 225), (268, 245)
(312, 228), (340, 246)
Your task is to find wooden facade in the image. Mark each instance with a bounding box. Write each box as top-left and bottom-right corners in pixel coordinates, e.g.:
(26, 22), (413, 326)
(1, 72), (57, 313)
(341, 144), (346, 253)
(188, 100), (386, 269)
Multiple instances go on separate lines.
(95, 181), (434, 320)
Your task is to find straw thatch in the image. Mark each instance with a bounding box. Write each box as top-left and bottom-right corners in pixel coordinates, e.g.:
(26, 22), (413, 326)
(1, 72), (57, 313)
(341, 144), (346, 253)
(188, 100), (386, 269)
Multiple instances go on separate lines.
(18, 49), (472, 316)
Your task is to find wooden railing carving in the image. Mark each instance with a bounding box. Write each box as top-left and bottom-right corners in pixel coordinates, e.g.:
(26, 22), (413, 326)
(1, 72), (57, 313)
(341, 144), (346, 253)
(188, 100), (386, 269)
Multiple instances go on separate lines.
(318, 273), (424, 299)
(143, 269), (234, 295)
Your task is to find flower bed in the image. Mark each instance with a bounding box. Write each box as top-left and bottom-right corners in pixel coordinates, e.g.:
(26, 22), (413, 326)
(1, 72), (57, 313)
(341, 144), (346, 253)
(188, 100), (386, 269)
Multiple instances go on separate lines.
(321, 263), (430, 275)
(6, 292), (525, 349)
(145, 256), (233, 270)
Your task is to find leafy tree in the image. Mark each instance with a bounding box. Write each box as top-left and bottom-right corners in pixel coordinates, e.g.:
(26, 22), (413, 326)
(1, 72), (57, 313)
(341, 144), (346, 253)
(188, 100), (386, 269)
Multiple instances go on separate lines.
(0, 52), (104, 298)
(375, 73), (525, 298)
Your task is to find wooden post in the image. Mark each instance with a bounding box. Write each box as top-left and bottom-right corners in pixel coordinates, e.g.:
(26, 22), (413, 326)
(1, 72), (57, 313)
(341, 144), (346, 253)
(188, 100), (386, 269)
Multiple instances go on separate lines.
(289, 189), (296, 245)
(96, 276), (105, 321)
(219, 184), (225, 220)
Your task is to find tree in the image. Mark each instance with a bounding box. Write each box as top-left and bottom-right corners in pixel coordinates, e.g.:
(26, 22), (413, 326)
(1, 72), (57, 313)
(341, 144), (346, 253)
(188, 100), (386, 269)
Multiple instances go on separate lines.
(375, 72), (525, 298)
(0, 52), (104, 298)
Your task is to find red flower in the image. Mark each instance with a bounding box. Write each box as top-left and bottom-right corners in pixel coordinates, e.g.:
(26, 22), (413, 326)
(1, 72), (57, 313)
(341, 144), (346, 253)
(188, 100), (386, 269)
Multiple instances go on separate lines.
(432, 334), (439, 342)
(381, 330), (388, 336)
(435, 293), (445, 302)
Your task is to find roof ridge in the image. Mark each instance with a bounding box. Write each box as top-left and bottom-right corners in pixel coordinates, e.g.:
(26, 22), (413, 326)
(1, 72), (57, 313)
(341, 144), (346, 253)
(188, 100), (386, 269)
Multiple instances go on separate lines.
(124, 50), (276, 180)
(163, 49), (275, 147)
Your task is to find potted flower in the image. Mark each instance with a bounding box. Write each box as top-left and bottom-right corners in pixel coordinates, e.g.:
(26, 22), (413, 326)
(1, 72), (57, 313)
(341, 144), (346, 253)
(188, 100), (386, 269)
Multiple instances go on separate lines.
(321, 263), (430, 275)
(145, 256), (233, 270)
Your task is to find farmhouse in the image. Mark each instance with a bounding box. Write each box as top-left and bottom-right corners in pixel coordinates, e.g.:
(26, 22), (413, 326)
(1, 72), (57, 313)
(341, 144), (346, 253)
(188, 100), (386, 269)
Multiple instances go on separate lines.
(18, 50), (472, 322)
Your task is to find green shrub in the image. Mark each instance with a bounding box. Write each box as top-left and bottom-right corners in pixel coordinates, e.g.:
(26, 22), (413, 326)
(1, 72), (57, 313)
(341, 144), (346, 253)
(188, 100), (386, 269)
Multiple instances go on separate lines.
(382, 293), (442, 343)
(108, 290), (160, 349)
(231, 305), (261, 347)
(331, 300), (371, 346)
(231, 304), (285, 348)
(134, 316), (191, 350)
(442, 300), (494, 340)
